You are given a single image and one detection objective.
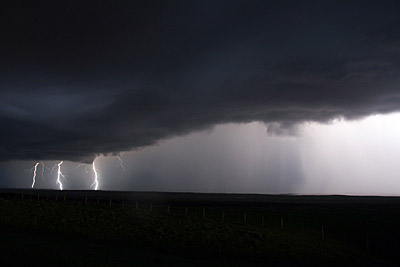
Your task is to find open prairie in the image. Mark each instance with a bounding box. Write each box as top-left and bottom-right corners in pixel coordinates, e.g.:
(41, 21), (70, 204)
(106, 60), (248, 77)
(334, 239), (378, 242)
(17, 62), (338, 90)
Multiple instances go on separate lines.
(0, 189), (399, 266)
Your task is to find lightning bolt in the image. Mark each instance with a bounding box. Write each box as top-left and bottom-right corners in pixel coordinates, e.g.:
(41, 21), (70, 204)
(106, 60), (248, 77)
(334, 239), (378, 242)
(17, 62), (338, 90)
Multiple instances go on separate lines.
(56, 161), (65, 190)
(116, 155), (125, 176)
(78, 162), (99, 190)
(92, 160), (99, 190)
(29, 162), (40, 188)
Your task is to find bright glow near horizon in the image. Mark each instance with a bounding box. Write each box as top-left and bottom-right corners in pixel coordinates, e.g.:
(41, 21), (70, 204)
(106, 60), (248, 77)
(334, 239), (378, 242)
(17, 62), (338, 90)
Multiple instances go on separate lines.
(299, 113), (400, 195)
(3, 113), (400, 195)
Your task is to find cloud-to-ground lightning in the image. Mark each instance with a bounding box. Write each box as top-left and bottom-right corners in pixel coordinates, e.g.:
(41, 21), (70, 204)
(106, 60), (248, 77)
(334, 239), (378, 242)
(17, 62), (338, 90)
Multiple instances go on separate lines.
(29, 162), (40, 188)
(92, 160), (99, 190)
(26, 162), (49, 188)
(116, 155), (125, 176)
(77, 162), (99, 190)
(56, 161), (65, 190)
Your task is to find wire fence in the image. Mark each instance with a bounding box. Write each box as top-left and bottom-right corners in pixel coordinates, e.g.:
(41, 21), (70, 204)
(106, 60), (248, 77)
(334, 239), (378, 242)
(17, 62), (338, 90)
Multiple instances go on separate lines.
(0, 192), (377, 255)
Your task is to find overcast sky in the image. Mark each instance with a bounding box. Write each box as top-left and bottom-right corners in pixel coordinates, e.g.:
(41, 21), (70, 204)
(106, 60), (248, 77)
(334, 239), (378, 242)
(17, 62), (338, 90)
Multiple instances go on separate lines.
(1, 1), (400, 194)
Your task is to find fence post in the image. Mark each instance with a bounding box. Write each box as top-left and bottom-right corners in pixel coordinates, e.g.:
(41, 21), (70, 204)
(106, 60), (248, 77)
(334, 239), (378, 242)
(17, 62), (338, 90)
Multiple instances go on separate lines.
(244, 213), (247, 225)
(63, 196), (66, 203)
(185, 207), (188, 216)
(109, 199), (112, 206)
(167, 205), (170, 214)
(21, 193), (24, 200)
(281, 217), (284, 229)
(85, 197), (88, 205)
(37, 194), (40, 200)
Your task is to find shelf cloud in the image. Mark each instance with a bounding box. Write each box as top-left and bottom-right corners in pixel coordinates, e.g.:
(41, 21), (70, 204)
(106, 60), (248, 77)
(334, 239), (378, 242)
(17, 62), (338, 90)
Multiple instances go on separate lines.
(1, 1), (400, 162)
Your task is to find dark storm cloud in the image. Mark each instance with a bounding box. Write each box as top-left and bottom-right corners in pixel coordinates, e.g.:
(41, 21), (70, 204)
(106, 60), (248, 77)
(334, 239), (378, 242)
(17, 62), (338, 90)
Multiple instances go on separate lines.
(1, 0), (400, 162)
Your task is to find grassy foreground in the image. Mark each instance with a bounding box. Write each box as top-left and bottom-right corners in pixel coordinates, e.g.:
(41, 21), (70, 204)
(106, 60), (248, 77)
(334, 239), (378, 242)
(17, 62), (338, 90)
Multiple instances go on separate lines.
(0, 191), (396, 266)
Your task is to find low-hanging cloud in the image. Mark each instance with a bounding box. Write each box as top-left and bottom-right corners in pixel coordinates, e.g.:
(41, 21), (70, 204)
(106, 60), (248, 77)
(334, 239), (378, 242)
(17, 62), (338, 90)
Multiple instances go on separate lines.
(1, 0), (400, 163)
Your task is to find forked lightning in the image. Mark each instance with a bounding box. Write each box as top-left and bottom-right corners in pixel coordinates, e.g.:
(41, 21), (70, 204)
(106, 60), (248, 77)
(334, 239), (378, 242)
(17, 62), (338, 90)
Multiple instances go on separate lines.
(29, 162), (40, 188)
(56, 161), (65, 190)
(92, 160), (99, 190)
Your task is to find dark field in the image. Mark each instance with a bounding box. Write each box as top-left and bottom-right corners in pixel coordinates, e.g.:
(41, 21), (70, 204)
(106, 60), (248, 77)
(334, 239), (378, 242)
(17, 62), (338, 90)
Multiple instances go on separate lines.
(0, 190), (399, 266)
